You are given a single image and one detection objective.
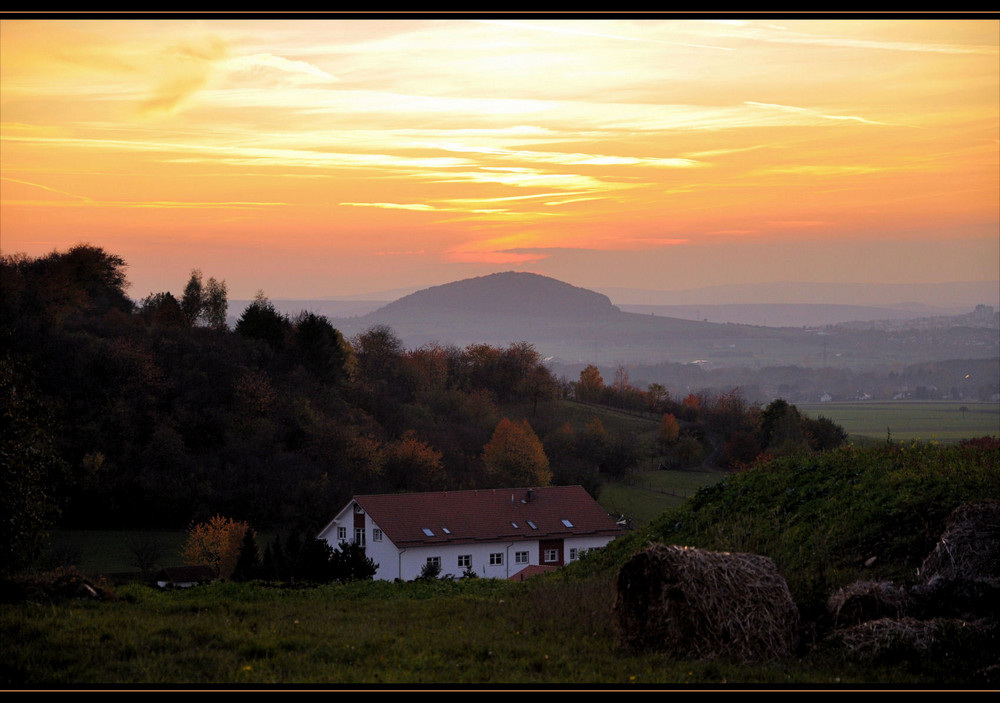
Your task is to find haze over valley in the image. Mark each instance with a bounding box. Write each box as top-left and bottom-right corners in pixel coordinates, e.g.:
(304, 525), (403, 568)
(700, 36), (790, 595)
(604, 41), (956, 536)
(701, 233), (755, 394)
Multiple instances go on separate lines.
(227, 271), (999, 407)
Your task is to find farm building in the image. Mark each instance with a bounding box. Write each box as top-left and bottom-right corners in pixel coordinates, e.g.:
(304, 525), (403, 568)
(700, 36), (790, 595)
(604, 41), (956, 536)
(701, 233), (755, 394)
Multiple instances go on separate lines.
(317, 485), (622, 581)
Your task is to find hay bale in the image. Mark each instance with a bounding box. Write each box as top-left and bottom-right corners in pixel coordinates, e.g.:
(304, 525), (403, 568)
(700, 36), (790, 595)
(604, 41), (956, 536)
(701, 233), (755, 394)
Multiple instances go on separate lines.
(919, 500), (1000, 583)
(614, 544), (799, 662)
(832, 616), (996, 662)
(913, 500), (1000, 620)
(827, 580), (913, 627)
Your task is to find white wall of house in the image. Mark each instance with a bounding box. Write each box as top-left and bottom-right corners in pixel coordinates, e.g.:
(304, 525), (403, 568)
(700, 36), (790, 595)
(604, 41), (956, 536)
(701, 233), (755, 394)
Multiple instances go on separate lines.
(319, 510), (614, 581)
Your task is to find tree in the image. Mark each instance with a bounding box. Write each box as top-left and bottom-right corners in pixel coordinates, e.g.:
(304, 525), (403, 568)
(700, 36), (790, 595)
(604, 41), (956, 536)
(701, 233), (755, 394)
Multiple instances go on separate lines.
(125, 534), (166, 574)
(330, 540), (378, 583)
(182, 514), (253, 579)
(235, 291), (289, 350)
(482, 418), (552, 487)
(353, 324), (404, 384)
(0, 358), (66, 575)
(293, 312), (355, 385)
(576, 365), (604, 402)
(418, 559), (442, 580)
(202, 277), (228, 330)
(383, 430), (446, 493)
(802, 415), (848, 452)
(757, 399), (806, 454)
(658, 413), (680, 449)
(231, 527), (262, 582)
(181, 269), (205, 326)
(139, 291), (186, 327)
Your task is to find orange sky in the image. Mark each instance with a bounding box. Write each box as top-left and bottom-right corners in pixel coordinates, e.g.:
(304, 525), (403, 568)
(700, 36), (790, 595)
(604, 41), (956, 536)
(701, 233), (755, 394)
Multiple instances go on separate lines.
(2, 17), (998, 301)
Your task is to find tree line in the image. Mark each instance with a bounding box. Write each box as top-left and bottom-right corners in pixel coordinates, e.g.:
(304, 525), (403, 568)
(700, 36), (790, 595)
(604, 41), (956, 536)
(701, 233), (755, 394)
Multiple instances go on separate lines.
(1, 244), (846, 575)
(1, 246), (571, 571)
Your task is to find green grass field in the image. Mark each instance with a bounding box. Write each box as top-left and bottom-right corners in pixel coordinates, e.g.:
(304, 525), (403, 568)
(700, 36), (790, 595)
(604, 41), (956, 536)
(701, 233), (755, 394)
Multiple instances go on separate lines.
(598, 469), (725, 526)
(11, 442), (998, 687)
(798, 401), (999, 444)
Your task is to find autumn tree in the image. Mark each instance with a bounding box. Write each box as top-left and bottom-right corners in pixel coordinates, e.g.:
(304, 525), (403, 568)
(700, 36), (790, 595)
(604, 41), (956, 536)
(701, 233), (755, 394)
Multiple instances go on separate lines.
(576, 365), (604, 402)
(182, 514), (254, 579)
(383, 430), (446, 493)
(658, 412), (680, 450)
(482, 418), (552, 488)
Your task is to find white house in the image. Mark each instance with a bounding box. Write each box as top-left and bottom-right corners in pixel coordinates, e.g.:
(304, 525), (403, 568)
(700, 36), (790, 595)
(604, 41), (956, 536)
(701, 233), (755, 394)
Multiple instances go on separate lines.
(317, 485), (623, 581)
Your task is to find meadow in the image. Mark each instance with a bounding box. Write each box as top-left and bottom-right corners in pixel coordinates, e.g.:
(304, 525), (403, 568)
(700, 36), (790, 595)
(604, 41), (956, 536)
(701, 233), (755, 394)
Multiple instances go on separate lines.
(7, 441), (996, 688)
(798, 400), (1000, 444)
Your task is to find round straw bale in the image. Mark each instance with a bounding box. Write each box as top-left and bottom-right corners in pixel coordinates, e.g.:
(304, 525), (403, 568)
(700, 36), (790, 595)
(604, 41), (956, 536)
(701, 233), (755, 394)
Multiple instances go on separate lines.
(827, 580), (913, 627)
(614, 544), (799, 662)
(831, 616), (996, 662)
(919, 500), (999, 583)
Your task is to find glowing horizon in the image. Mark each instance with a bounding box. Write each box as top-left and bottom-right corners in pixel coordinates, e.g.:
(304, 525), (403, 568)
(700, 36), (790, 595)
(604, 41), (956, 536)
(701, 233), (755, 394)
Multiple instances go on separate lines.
(2, 17), (997, 301)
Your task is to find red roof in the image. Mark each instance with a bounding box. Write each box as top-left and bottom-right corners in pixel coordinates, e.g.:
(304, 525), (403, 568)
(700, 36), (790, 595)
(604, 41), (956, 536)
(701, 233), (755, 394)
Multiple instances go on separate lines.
(352, 485), (621, 548)
(509, 564), (558, 581)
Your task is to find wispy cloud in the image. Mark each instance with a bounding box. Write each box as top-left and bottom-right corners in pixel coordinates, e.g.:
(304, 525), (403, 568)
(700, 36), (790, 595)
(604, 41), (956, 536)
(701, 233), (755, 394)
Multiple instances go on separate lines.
(744, 101), (892, 127)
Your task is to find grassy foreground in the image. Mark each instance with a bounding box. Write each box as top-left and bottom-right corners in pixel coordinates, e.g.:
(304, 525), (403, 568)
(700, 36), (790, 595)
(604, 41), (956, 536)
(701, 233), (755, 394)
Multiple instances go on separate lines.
(0, 571), (956, 688)
(3, 440), (998, 688)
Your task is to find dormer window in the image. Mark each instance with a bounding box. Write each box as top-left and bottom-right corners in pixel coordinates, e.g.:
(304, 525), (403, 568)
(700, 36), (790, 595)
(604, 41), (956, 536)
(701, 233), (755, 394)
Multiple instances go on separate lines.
(561, 519), (574, 528)
(442, 527), (451, 534)
(527, 521), (538, 530)
(422, 528), (435, 537)
(511, 521), (519, 529)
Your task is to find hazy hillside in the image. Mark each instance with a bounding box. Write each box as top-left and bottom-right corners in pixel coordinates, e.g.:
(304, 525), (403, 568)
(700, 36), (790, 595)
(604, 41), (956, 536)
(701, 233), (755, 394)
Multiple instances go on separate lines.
(616, 303), (967, 328)
(373, 272), (619, 319)
(328, 272), (764, 363)
(318, 272), (997, 368)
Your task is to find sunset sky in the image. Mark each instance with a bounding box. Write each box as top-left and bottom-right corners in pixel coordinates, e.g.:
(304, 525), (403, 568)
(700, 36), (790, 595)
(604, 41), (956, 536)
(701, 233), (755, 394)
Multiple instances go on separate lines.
(2, 17), (998, 302)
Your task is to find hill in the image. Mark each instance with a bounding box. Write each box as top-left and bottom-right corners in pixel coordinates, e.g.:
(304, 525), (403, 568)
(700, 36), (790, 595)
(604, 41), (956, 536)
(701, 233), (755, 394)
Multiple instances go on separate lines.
(328, 272), (999, 368)
(330, 271), (782, 363)
(374, 271), (619, 319)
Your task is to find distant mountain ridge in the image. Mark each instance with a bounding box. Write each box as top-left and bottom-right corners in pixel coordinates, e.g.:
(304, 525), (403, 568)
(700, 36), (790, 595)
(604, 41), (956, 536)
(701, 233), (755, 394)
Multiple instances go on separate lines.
(229, 272), (997, 366)
(371, 271), (618, 319)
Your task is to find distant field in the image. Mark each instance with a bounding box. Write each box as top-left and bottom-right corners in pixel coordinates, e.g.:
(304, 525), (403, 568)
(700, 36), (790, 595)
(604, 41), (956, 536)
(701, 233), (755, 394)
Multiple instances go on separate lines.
(598, 469), (725, 526)
(798, 401), (1000, 444)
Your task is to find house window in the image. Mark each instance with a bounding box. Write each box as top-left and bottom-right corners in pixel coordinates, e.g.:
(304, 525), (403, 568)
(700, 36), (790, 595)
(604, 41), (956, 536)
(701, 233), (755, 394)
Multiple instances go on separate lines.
(337, 527), (347, 541)
(354, 527), (365, 546)
(372, 528), (382, 542)
(544, 549), (558, 563)
(561, 519), (574, 528)
(426, 556), (441, 567)
(527, 521), (538, 530)
(569, 548), (578, 561)
(422, 528), (435, 537)
(515, 551), (529, 565)
(458, 555), (471, 568)
(489, 553), (503, 565)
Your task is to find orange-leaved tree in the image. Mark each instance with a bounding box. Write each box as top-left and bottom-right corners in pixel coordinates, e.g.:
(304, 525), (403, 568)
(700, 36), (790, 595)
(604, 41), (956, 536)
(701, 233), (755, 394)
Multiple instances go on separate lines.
(182, 514), (254, 580)
(482, 417), (551, 488)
